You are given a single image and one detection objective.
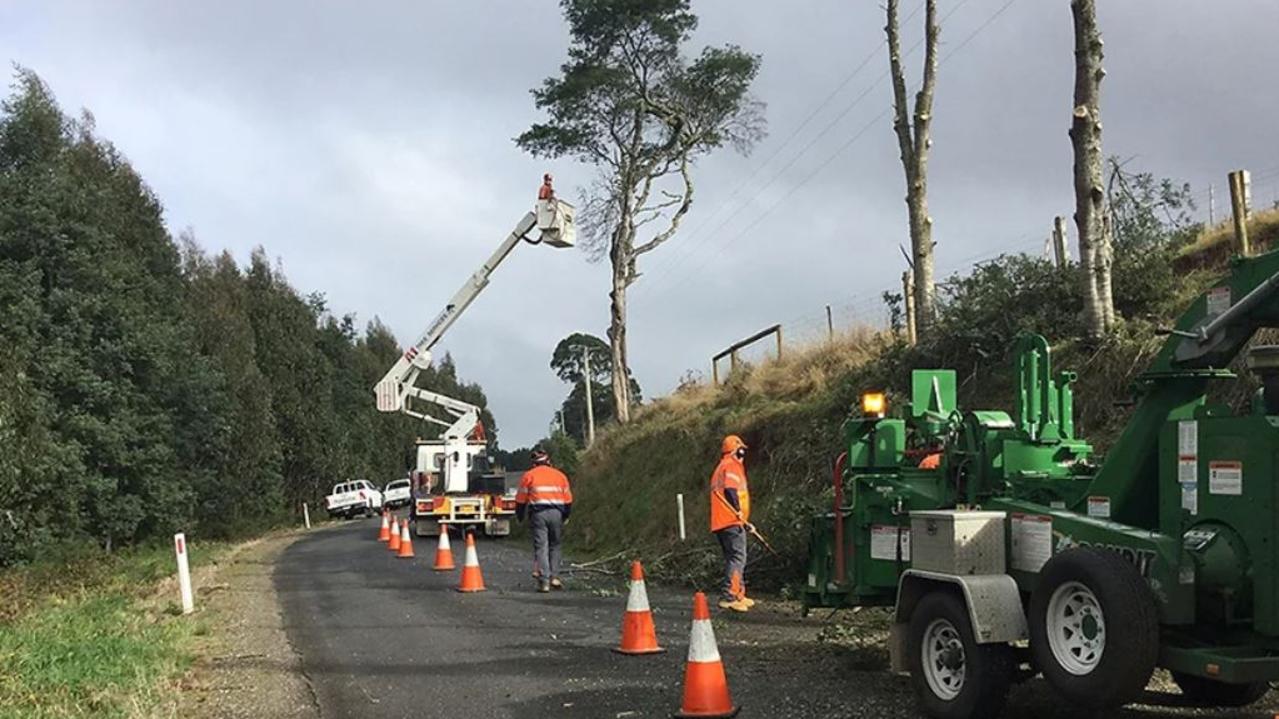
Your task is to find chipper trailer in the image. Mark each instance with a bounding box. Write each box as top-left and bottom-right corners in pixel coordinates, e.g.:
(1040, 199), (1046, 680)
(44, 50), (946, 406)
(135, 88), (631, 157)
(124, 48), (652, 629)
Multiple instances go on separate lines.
(803, 249), (1279, 718)
(374, 178), (575, 537)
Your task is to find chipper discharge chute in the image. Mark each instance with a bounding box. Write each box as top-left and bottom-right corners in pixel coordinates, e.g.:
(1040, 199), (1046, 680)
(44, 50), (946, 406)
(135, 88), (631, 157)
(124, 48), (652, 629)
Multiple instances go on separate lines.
(804, 249), (1279, 719)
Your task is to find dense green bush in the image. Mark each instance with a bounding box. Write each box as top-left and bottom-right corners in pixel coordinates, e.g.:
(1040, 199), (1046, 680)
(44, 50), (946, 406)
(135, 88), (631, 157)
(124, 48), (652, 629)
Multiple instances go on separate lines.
(0, 70), (496, 564)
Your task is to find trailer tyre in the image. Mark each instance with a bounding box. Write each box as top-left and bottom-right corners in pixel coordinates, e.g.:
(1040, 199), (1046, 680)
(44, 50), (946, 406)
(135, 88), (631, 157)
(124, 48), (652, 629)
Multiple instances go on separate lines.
(1029, 548), (1158, 709)
(907, 591), (1014, 719)
(1171, 672), (1270, 707)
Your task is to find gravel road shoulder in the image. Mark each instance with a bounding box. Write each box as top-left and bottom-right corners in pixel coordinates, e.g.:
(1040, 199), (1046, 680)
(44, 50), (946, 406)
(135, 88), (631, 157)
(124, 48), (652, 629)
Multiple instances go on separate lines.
(176, 527), (323, 719)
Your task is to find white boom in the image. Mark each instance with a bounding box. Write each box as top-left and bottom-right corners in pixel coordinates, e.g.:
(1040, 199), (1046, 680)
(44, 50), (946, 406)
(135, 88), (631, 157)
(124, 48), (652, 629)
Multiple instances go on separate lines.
(374, 183), (575, 493)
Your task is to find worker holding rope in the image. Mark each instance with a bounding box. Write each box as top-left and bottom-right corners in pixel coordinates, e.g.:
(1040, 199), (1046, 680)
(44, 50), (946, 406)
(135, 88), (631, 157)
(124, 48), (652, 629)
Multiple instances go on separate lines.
(709, 434), (756, 612)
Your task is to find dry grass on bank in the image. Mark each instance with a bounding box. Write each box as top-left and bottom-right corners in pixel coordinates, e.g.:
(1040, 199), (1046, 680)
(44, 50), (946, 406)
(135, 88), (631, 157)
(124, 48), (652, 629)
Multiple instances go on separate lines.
(640, 325), (891, 419)
(1177, 207), (1279, 269)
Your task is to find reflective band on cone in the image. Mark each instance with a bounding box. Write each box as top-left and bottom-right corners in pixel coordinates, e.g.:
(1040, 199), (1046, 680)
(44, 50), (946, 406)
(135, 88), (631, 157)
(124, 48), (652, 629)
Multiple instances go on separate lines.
(613, 561), (665, 655)
(456, 533), (486, 592)
(673, 592), (739, 718)
(433, 525), (455, 571)
(388, 518), (401, 552)
(396, 519), (415, 558)
(377, 513), (390, 542)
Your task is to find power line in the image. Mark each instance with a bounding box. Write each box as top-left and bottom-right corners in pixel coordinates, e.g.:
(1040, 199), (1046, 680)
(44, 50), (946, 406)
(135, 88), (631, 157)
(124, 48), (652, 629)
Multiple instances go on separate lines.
(639, 1), (982, 290)
(641, 0), (1023, 298)
(637, 2), (929, 284)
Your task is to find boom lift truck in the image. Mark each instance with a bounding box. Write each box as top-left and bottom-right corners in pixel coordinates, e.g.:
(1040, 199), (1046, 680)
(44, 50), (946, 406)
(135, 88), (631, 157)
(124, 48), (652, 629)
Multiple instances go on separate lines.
(374, 178), (575, 538)
(803, 249), (1279, 718)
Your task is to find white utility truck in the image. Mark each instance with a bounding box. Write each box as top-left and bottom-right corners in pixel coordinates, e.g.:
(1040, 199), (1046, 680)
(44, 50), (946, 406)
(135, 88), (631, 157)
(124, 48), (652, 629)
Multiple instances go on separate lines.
(374, 178), (575, 537)
(382, 478), (412, 509)
(324, 480), (383, 519)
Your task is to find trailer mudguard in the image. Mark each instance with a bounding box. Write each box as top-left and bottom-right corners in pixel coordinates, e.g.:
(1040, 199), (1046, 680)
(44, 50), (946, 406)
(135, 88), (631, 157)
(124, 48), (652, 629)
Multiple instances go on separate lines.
(894, 570), (1028, 644)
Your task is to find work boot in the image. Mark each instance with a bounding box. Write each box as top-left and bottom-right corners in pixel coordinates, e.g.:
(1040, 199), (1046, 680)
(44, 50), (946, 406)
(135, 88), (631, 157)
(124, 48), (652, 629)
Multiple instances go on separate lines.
(739, 595), (756, 608)
(538, 580), (551, 593)
(550, 577), (564, 590)
(717, 597), (749, 613)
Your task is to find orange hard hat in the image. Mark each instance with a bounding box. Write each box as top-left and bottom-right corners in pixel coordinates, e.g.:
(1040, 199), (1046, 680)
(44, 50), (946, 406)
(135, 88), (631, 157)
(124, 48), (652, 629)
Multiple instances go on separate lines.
(721, 435), (747, 455)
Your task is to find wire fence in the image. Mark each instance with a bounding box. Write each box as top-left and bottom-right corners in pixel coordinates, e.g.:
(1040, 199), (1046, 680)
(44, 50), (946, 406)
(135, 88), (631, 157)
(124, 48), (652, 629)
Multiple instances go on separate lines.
(706, 233), (1049, 381)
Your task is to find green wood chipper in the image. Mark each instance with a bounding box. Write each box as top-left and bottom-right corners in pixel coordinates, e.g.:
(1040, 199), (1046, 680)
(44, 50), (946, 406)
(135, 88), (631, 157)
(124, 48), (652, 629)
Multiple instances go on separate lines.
(804, 249), (1279, 718)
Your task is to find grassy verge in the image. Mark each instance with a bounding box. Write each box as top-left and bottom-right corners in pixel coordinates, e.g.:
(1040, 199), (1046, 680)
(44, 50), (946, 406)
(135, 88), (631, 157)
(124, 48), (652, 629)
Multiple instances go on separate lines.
(0, 540), (230, 718)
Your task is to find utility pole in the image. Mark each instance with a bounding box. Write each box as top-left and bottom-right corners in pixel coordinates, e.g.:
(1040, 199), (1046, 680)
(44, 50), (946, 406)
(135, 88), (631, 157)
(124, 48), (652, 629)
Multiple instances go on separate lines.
(581, 346), (596, 447)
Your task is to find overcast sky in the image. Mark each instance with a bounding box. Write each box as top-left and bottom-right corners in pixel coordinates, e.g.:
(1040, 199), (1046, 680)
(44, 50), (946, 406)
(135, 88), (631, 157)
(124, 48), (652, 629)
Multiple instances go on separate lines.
(3, 1), (1278, 447)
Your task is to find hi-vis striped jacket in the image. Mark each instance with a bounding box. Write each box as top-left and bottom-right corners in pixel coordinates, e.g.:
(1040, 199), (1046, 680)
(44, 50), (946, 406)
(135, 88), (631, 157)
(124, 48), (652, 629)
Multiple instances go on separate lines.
(515, 465), (574, 510)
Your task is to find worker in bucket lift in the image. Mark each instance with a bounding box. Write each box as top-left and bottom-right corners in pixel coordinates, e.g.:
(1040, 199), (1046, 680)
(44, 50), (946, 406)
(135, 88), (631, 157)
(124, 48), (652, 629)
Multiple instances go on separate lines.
(515, 447), (573, 593)
(710, 435), (755, 612)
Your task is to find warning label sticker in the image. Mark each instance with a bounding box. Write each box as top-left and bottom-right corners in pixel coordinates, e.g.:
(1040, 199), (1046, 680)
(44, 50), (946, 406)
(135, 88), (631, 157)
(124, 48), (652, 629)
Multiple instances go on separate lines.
(1207, 287), (1231, 317)
(870, 525), (910, 562)
(1011, 514), (1052, 572)
(1178, 458), (1198, 484)
(1086, 496), (1111, 519)
(1178, 421), (1198, 456)
(1209, 461), (1243, 496)
(1181, 481), (1198, 515)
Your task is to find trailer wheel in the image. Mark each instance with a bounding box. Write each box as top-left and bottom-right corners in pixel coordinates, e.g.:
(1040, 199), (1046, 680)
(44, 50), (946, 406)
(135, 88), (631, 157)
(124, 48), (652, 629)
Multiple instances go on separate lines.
(1029, 548), (1158, 709)
(907, 591), (1014, 719)
(1171, 672), (1270, 707)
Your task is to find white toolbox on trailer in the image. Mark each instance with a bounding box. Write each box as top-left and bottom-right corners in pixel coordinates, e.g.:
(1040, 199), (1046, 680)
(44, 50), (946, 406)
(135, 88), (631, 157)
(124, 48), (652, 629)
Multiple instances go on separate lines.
(909, 510), (1007, 575)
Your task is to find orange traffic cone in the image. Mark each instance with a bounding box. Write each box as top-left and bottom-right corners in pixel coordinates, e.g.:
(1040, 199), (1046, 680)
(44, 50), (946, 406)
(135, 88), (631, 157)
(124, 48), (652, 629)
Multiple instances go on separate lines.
(397, 519), (415, 558)
(673, 592), (739, 718)
(613, 561), (665, 655)
(377, 512), (391, 542)
(456, 532), (486, 593)
(388, 517), (401, 553)
(432, 525), (455, 571)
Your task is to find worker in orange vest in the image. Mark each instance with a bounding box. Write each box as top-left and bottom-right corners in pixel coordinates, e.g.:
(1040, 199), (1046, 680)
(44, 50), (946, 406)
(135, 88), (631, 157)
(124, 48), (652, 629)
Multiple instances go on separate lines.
(515, 447), (573, 593)
(538, 173), (555, 200)
(710, 434), (754, 612)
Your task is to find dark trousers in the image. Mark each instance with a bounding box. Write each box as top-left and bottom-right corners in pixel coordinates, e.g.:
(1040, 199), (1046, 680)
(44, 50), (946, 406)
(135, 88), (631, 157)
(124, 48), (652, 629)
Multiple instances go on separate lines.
(715, 525), (747, 601)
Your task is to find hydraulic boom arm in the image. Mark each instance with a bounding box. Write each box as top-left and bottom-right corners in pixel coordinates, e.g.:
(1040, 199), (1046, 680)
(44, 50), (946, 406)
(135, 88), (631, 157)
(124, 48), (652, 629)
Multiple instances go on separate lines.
(373, 181), (575, 446)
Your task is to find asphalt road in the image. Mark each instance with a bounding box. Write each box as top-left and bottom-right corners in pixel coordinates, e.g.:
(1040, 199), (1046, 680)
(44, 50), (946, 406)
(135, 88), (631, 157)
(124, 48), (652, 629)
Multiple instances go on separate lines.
(275, 519), (1278, 719)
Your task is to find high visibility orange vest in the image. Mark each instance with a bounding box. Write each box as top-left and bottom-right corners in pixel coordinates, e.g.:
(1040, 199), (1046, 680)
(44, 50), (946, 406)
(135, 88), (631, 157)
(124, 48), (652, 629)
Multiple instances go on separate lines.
(709, 455), (749, 532)
(515, 465), (573, 508)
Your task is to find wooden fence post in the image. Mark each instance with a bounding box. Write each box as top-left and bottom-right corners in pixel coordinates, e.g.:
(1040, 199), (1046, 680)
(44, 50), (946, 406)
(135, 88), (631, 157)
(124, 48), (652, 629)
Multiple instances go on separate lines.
(826, 305), (834, 343)
(1052, 216), (1069, 267)
(1229, 169), (1252, 257)
(775, 325), (784, 360)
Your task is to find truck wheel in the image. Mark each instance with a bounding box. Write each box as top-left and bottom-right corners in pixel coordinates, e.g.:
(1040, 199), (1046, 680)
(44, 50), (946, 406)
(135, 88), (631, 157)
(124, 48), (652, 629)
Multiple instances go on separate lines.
(907, 592), (1014, 719)
(1029, 548), (1158, 709)
(1172, 672), (1269, 707)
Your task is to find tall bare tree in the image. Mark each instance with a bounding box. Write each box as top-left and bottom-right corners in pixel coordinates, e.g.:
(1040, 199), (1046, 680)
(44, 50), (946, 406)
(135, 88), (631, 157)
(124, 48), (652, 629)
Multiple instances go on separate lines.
(886, 0), (939, 336)
(1070, 0), (1115, 338)
(518, 0), (764, 423)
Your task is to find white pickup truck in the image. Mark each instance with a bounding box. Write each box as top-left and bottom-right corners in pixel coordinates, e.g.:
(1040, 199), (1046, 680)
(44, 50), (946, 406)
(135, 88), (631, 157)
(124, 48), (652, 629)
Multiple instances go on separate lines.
(324, 480), (383, 519)
(382, 478), (412, 509)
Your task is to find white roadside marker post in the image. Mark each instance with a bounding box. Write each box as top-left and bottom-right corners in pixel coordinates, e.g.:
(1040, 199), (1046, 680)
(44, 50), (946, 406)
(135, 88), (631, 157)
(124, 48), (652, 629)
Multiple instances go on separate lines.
(303, 502), (311, 529)
(174, 532), (194, 615)
(676, 493), (686, 541)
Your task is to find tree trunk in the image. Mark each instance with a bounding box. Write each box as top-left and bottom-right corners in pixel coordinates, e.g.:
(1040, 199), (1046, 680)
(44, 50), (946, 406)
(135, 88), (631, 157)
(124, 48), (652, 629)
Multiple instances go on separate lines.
(1098, 207), (1115, 327)
(887, 0), (939, 336)
(607, 260), (631, 424)
(1070, 0), (1112, 339)
(607, 195), (635, 425)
